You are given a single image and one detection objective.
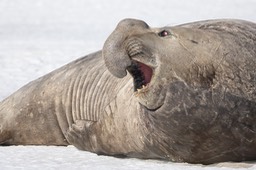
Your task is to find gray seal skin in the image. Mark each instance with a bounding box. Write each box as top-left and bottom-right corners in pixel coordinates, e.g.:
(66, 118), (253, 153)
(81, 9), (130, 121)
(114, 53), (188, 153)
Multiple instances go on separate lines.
(0, 19), (256, 164)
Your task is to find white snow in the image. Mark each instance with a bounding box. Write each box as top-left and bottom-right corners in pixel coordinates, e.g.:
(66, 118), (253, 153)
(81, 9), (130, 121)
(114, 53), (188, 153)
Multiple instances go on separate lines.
(0, 146), (255, 170)
(0, 0), (256, 169)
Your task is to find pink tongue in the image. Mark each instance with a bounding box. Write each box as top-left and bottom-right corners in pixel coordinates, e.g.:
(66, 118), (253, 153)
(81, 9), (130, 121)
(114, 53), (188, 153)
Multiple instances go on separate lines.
(138, 62), (153, 85)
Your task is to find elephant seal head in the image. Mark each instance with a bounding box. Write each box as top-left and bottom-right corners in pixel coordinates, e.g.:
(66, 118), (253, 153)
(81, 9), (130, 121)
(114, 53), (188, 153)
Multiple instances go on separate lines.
(103, 18), (256, 163)
(103, 19), (222, 111)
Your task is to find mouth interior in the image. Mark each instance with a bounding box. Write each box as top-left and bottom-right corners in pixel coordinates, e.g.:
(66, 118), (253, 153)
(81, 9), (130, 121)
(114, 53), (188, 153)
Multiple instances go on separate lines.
(127, 61), (153, 91)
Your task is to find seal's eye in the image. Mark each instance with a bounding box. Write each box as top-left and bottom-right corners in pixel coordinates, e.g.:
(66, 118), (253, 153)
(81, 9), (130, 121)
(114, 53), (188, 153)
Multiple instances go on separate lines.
(158, 30), (170, 37)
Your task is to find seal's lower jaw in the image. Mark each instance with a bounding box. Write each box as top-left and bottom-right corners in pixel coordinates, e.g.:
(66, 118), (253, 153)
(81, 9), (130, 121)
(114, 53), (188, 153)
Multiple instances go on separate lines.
(127, 60), (164, 111)
(127, 60), (153, 92)
(127, 60), (166, 112)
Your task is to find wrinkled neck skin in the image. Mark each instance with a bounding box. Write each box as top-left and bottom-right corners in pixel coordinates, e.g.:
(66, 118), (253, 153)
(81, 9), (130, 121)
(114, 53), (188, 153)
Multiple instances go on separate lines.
(100, 82), (198, 162)
(86, 76), (166, 159)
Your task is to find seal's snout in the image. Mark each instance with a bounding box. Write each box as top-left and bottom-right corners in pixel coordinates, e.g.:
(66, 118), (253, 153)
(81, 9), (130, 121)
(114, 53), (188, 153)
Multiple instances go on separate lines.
(116, 19), (149, 30)
(103, 19), (150, 78)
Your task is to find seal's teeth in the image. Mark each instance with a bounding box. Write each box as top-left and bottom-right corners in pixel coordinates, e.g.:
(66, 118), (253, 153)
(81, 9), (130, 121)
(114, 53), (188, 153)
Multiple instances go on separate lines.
(135, 84), (149, 96)
(142, 84), (149, 90)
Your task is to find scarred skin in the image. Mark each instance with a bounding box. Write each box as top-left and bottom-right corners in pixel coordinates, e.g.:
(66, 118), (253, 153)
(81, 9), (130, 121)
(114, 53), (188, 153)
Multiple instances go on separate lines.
(0, 19), (256, 164)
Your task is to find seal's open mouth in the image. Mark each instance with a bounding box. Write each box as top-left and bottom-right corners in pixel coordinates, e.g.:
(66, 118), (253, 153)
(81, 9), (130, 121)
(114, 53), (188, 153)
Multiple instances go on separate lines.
(127, 60), (153, 91)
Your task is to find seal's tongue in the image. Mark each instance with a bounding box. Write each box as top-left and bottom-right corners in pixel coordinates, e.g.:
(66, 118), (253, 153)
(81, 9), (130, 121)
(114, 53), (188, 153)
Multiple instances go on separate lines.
(138, 62), (152, 85)
(127, 61), (153, 91)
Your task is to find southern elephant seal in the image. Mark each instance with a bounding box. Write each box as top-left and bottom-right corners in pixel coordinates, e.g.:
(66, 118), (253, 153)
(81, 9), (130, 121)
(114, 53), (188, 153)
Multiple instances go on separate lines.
(0, 19), (256, 164)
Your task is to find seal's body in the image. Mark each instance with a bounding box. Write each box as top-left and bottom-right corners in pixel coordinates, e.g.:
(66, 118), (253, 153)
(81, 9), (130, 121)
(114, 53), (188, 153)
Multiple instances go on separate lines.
(0, 19), (256, 164)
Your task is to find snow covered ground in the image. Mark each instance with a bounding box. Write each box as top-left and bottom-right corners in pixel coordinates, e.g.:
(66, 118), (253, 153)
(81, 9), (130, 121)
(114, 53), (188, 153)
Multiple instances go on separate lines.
(1, 146), (255, 170)
(0, 0), (256, 169)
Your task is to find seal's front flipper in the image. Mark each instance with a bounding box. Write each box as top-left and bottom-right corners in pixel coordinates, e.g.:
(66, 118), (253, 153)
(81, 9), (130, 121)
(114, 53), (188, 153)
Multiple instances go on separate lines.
(66, 120), (97, 151)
